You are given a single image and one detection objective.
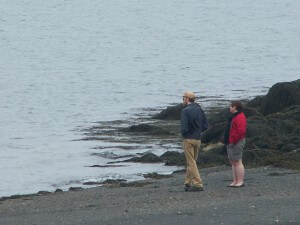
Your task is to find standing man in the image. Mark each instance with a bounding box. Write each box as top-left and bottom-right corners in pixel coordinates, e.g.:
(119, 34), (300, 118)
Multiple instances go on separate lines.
(181, 91), (208, 192)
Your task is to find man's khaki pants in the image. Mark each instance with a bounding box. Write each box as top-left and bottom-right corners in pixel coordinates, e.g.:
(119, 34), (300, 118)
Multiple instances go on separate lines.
(182, 139), (203, 187)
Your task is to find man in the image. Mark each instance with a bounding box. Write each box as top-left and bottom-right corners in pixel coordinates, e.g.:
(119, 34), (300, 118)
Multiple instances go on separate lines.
(181, 91), (208, 192)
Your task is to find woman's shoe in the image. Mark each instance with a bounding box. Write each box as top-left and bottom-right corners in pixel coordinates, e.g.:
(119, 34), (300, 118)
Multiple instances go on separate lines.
(233, 183), (245, 188)
(227, 183), (236, 187)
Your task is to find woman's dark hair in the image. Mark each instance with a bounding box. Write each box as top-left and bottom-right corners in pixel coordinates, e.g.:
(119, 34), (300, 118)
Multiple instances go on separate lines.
(231, 100), (243, 111)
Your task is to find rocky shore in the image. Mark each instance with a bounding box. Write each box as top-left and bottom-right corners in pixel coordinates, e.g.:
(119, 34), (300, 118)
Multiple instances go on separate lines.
(107, 79), (300, 170)
(3, 80), (299, 200)
(0, 80), (299, 224)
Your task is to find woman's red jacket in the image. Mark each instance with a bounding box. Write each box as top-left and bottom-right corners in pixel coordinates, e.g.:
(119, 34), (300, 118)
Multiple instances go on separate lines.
(229, 112), (247, 144)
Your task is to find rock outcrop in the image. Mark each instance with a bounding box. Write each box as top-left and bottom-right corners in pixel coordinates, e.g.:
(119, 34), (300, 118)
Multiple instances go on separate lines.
(94, 79), (300, 170)
(152, 104), (184, 120)
(260, 79), (300, 115)
(151, 79), (300, 169)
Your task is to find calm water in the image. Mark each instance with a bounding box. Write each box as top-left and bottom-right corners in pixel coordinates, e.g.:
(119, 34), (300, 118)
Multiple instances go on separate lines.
(0, 0), (299, 197)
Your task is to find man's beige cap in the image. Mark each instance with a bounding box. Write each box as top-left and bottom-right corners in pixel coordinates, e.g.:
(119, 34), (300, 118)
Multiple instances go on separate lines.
(183, 91), (196, 99)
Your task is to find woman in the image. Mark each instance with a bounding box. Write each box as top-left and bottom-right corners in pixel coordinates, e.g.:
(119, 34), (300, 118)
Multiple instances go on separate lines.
(224, 101), (247, 187)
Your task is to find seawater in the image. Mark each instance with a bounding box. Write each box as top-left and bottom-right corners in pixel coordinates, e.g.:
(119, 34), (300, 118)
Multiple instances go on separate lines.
(0, 0), (299, 197)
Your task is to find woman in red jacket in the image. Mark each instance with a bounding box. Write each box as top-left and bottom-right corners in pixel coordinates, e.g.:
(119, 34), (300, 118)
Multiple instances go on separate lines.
(224, 101), (247, 187)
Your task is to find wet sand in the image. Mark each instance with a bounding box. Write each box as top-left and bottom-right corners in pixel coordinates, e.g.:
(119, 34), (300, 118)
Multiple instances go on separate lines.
(0, 166), (299, 225)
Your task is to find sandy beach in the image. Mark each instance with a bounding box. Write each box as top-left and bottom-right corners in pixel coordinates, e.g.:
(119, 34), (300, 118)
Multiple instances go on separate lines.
(0, 166), (299, 225)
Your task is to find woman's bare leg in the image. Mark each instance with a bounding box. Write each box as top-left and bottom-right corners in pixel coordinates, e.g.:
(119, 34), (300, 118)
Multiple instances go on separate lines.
(235, 160), (245, 185)
(230, 160), (238, 186)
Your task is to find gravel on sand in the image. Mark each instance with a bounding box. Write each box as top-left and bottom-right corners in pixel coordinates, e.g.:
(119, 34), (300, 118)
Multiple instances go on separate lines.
(0, 166), (299, 225)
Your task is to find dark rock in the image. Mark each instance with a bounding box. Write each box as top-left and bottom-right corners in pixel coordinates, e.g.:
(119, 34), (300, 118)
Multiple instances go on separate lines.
(69, 187), (83, 191)
(277, 135), (300, 151)
(119, 181), (151, 187)
(37, 191), (51, 195)
(159, 149), (228, 167)
(260, 79), (300, 115)
(160, 151), (182, 159)
(246, 137), (270, 149)
(280, 144), (298, 152)
(208, 107), (260, 126)
(201, 123), (226, 144)
(246, 95), (265, 108)
(203, 108), (263, 145)
(243, 148), (300, 169)
(172, 169), (186, 174)
(293, 127), (300, 135)
(157, 148), (228, 167)
(152, 104), (184, 120)
(268, 119), (295, 135)
(245, 117), (277, 150)
(92, 152), (136, 160)
(208, 108), (230, 125)
(220, 145), (228, 155)
(197, 147), (228, 167)
(160, 151), (185, 166)
(243, 149), (278, 165)
(127, 153), (162, 163)
(83, 181), (103, 185)
(138, 153), (162, 162)
(0, 194), (35, 201)
(143, 172), (172, 179)
(124, 124), (172, 135)
(243, 107), (262, 118)
(126, 124), (155, 132)
(266, 105), (300, 123)
(246, 122), (275, 139)
(89, 165), (126, 168)
(164, 157), (185, 166)
(265, 110), (300, 134)
(55, 189), (63, 193)
(103, 179), (126, 184)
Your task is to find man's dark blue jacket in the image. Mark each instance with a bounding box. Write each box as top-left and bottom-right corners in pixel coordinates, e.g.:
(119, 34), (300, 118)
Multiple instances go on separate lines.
(180, 103), (209, 140)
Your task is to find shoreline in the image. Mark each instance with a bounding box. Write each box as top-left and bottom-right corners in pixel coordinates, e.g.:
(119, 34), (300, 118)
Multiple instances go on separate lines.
(2, 79), (300, 201)
(0, 165), (299, 225)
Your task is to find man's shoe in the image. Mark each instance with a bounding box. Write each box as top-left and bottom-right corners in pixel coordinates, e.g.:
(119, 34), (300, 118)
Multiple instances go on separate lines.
(184, 184), (191, 191)
(187, 186), (203, 192)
